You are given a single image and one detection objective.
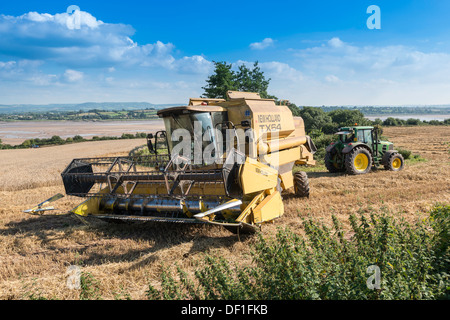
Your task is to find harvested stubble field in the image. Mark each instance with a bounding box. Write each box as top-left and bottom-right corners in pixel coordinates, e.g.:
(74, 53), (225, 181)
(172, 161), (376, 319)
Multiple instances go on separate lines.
(0, 126), (449, 300)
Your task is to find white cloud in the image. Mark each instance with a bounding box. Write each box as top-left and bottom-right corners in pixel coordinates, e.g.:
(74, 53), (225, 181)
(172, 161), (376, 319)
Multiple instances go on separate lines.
(249, 38), (274, 50)
(22, 10), (102, 29)
(175, 55), (213, 74)
(0, 60), (16, 70)
(63, 69), (84, 82)
(325, 75), (340, 83)
(0, 9), (211, 72)
(0, 8), (220, 104)
(259, 61), (304, 82)
(29, 73), (58, 86)
(328, 37), (344, 48)
(263, 37), (450, 105)
(235, 60), (303, 82)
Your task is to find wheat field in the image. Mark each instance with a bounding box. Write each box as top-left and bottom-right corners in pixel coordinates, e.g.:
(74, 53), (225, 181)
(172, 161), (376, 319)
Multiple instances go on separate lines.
(0, 126), (449, 300)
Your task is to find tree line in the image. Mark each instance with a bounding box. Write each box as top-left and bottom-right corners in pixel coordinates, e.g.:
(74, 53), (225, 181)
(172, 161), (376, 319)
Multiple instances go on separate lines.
(0, 133), (148, 150)
(0, 108), (158, 122)
(289, 104), (450, 134)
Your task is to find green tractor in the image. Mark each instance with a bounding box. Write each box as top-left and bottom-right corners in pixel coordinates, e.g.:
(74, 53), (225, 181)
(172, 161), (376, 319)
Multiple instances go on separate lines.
(324, 126), (405, 175)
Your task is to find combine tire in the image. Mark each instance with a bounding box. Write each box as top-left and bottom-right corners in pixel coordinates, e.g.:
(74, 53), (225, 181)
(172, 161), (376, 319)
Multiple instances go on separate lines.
(384, 152), (405, 171)
(325, 152), (344, 173)
(345, 147), (372, 175)
(294, 171), (310, 198)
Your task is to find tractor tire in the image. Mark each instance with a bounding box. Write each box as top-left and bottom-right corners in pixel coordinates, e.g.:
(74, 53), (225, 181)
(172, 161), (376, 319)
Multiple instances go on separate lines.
(384, 152), (405, 171)
(325, 152), (344, 173)
(345, 147), (372, 175)
(294, 171), (310, 198)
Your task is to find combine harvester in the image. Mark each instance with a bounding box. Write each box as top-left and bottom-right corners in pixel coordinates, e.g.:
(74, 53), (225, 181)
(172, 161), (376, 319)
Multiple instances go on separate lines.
(26, 91), (316, 233)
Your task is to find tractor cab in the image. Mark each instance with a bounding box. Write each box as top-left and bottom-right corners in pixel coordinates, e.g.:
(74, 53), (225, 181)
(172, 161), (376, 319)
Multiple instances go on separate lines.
(337, 126), (374, 145)
(335, 126), (393, 154)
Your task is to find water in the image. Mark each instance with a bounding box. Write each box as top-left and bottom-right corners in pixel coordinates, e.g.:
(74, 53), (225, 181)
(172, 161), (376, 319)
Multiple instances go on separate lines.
(365, 114), (450, 121)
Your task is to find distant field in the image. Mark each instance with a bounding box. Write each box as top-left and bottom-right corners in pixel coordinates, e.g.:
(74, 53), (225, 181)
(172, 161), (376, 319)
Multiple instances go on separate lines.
(0, 120), (164, 145)
(0, 139), (148, 192)
(0, 126), (449, 300)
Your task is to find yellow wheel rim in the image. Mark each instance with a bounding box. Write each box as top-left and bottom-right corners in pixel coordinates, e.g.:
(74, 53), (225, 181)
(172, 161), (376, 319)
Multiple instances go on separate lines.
(392, 158), (402, 169)
(354, 153), (369, 171)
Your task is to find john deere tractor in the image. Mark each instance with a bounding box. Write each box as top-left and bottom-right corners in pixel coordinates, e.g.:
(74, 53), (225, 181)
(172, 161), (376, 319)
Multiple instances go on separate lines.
(324, 125), (404, 175)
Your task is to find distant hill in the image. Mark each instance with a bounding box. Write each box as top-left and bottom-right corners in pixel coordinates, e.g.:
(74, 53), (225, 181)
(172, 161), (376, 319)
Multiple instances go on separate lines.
(0, 102), (182, 114)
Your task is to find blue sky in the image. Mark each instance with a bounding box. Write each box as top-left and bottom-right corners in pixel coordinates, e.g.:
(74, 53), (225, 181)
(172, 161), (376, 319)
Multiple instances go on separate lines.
(1, 1), (450, 106)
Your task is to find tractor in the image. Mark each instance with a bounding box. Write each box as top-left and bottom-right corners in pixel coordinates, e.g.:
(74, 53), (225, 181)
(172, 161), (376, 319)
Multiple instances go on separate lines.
(324, 125), (404, 175)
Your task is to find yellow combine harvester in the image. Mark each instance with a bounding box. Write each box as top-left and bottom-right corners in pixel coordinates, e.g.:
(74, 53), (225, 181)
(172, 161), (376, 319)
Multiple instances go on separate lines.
(31, 91), (316, 233)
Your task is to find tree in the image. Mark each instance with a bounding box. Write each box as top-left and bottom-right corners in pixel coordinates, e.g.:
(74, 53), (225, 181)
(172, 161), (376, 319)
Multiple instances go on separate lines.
(383, 117), (400, 126)
(202, 61), (238, 99)
(202, 61), (276, 100)
(73, 135), (85, 142)
(236, 62), (276, 99)
(297, 107), (333, 133)
(328, 109), (369, 127)
(50, 135), (65, 144)
(406, 118), (422, 126)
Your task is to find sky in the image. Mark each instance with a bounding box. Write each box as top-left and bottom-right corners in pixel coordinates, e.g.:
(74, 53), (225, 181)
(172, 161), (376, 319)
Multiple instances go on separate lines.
(1, 0), (450, 106)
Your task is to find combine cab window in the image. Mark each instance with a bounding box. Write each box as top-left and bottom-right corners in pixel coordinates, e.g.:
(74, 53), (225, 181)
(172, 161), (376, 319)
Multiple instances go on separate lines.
(163, 114), (193, 153)
(163, 112), (223, 164)
(191, 113), (216, 149)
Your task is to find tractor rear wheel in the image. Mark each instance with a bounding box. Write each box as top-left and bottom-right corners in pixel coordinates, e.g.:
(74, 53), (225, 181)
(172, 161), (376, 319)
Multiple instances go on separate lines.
(325, 152), (344, 173)
(384, 152), (405, 171)
(294, 171), (310, 198)
(345, 147), (372, 175)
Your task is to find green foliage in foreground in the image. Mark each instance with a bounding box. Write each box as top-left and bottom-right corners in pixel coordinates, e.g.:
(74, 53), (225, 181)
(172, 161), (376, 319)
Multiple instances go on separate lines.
(147, 205), (449, 300)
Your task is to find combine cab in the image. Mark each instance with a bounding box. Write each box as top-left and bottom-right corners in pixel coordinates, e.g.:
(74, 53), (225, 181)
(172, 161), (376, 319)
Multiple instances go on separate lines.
(29, 91), (317, 234)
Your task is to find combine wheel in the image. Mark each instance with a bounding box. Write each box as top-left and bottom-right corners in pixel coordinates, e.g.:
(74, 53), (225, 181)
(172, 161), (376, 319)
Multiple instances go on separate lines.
(325, 152), (344, 173)
(345, 148), (372, 175)
(294, 171), (310, 198)
(384, 152), (405, 171)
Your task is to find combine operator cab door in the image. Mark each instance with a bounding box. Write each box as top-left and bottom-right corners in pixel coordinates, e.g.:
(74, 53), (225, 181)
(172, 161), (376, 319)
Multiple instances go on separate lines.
(163, 111), (227, 166)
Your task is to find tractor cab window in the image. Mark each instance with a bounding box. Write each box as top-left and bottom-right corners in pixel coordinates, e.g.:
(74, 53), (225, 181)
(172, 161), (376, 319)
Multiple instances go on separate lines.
(357, 129), (373, 145)
(337, 131), (354, 143)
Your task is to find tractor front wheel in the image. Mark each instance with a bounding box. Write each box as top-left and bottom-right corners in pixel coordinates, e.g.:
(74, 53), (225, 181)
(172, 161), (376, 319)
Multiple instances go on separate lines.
(385, 152), (405, 171)
(345, 148), (372, 175)
(294, 171), (310, 198)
